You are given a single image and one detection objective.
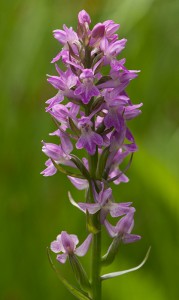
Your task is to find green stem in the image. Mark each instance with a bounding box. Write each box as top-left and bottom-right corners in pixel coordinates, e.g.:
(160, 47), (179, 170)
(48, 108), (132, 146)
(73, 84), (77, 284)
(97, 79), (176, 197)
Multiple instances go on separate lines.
(84, 42), (102, 298)
(91, 215), (101, 300)
(88, 148), (98, 179)
(88, 147), (101, 300)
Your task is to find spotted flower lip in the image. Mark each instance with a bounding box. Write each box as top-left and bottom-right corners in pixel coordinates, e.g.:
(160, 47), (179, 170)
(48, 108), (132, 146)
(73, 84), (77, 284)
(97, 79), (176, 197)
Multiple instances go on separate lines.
(50, 231), (92, 263)
(76, 116), (103, 155)
(74, 69), (100, 104)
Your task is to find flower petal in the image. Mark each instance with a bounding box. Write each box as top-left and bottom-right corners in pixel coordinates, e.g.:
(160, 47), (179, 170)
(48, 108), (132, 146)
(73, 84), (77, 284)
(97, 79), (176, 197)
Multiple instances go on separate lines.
(104, 220), (116, 238)
(50, 241), (62, 253)
(41, 159), (57, 177)
(57, 253), (68, 264)
(68, 177), (89, 190)
(75, 234), (92, 257)
(123, 233), (141, 244)
(78, 202), (100, 214)
(70, 234), (79, 247)
(61, 231), (76, 253)
(109, 203), (133, 217)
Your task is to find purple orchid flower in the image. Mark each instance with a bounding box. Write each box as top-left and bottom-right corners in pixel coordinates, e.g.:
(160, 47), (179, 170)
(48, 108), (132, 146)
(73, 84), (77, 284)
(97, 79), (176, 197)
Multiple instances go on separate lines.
(46, 66), (78, 110)
(104, 107), (125, 132)
(41, 159), (57, 177)
(50, 129), (73, 155)
(104, 212), (141, 244)
(42, 11), (145, 298)
(109, 169), (129, 185)
(74, 69), (100, 104)
(120, 103), (143, 120)
(49, 102), (79, 130)
(42, 141), (74, 168)
(45, 91), (64, 111)
(53, 24), (79, 49)
(97, 60), (139, 90)
(69, 183), (134, 223)
(103, 20), (120, 42)
(51, 231), (92, 263)
(100, 38), (127, 65)
(76, 116), (103, 155)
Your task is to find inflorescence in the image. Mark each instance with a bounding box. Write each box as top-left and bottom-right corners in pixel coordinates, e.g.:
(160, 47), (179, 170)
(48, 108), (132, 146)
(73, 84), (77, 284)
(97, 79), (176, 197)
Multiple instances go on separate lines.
(41, 10), (145, 300)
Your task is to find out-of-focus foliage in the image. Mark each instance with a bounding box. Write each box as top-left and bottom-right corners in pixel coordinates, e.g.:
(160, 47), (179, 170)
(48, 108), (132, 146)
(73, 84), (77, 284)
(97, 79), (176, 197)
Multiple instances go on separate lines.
(0, 0), (179, 299)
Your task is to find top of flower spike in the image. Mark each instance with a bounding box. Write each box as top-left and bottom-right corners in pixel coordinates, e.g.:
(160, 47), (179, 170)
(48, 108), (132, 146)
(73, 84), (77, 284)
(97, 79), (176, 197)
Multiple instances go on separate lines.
(78, 10), (91, 25)
(44, 11), (142, 261)
(42, 9), (142, 183)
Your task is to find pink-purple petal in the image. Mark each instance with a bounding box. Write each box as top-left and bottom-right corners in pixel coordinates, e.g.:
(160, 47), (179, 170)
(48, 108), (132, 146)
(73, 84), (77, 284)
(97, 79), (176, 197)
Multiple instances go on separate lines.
(109, 203), (134, 217)
(123, 233), (141, 244)
(61, 231), (76, 253)
(68, 177), (89, 190)
(57, 253), (68, 264)
(50, 241), (62, 253)
(104, 220), (117, 238)
(75, 234), (92, 256)
(78, 202), (100, 214)
(41, 159), (57, 177)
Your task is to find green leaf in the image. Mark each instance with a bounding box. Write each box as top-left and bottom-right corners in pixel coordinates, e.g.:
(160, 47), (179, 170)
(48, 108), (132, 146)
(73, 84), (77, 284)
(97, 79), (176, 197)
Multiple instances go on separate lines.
(51, 159), (85, 179)
(96, 75), (111, 85)
(69, 117), (81, 136)
(101, 247), (151, 281)
(90, 96), (104, 112)
(69, 254), (91, 293)
(47, 248), (92, 300)
(91, 52), (103, 69)
(96, 146), (110, 179)
(70, 155), (91, 180)
(101, 237), (121, 266)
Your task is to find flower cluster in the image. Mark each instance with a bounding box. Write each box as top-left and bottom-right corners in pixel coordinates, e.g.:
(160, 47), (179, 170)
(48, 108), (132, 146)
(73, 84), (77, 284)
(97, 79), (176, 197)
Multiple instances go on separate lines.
(43, 10), (143, 299)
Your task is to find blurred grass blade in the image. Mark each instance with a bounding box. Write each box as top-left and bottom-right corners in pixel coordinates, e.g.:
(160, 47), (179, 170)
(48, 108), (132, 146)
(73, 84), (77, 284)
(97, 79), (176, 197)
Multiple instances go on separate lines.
(101, 247), (151, 281)
(47, 248), (92, 300)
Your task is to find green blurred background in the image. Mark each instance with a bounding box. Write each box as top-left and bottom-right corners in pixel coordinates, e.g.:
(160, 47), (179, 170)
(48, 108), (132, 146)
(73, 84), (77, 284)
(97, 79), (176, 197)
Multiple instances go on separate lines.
(1, 0), (179, 299)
